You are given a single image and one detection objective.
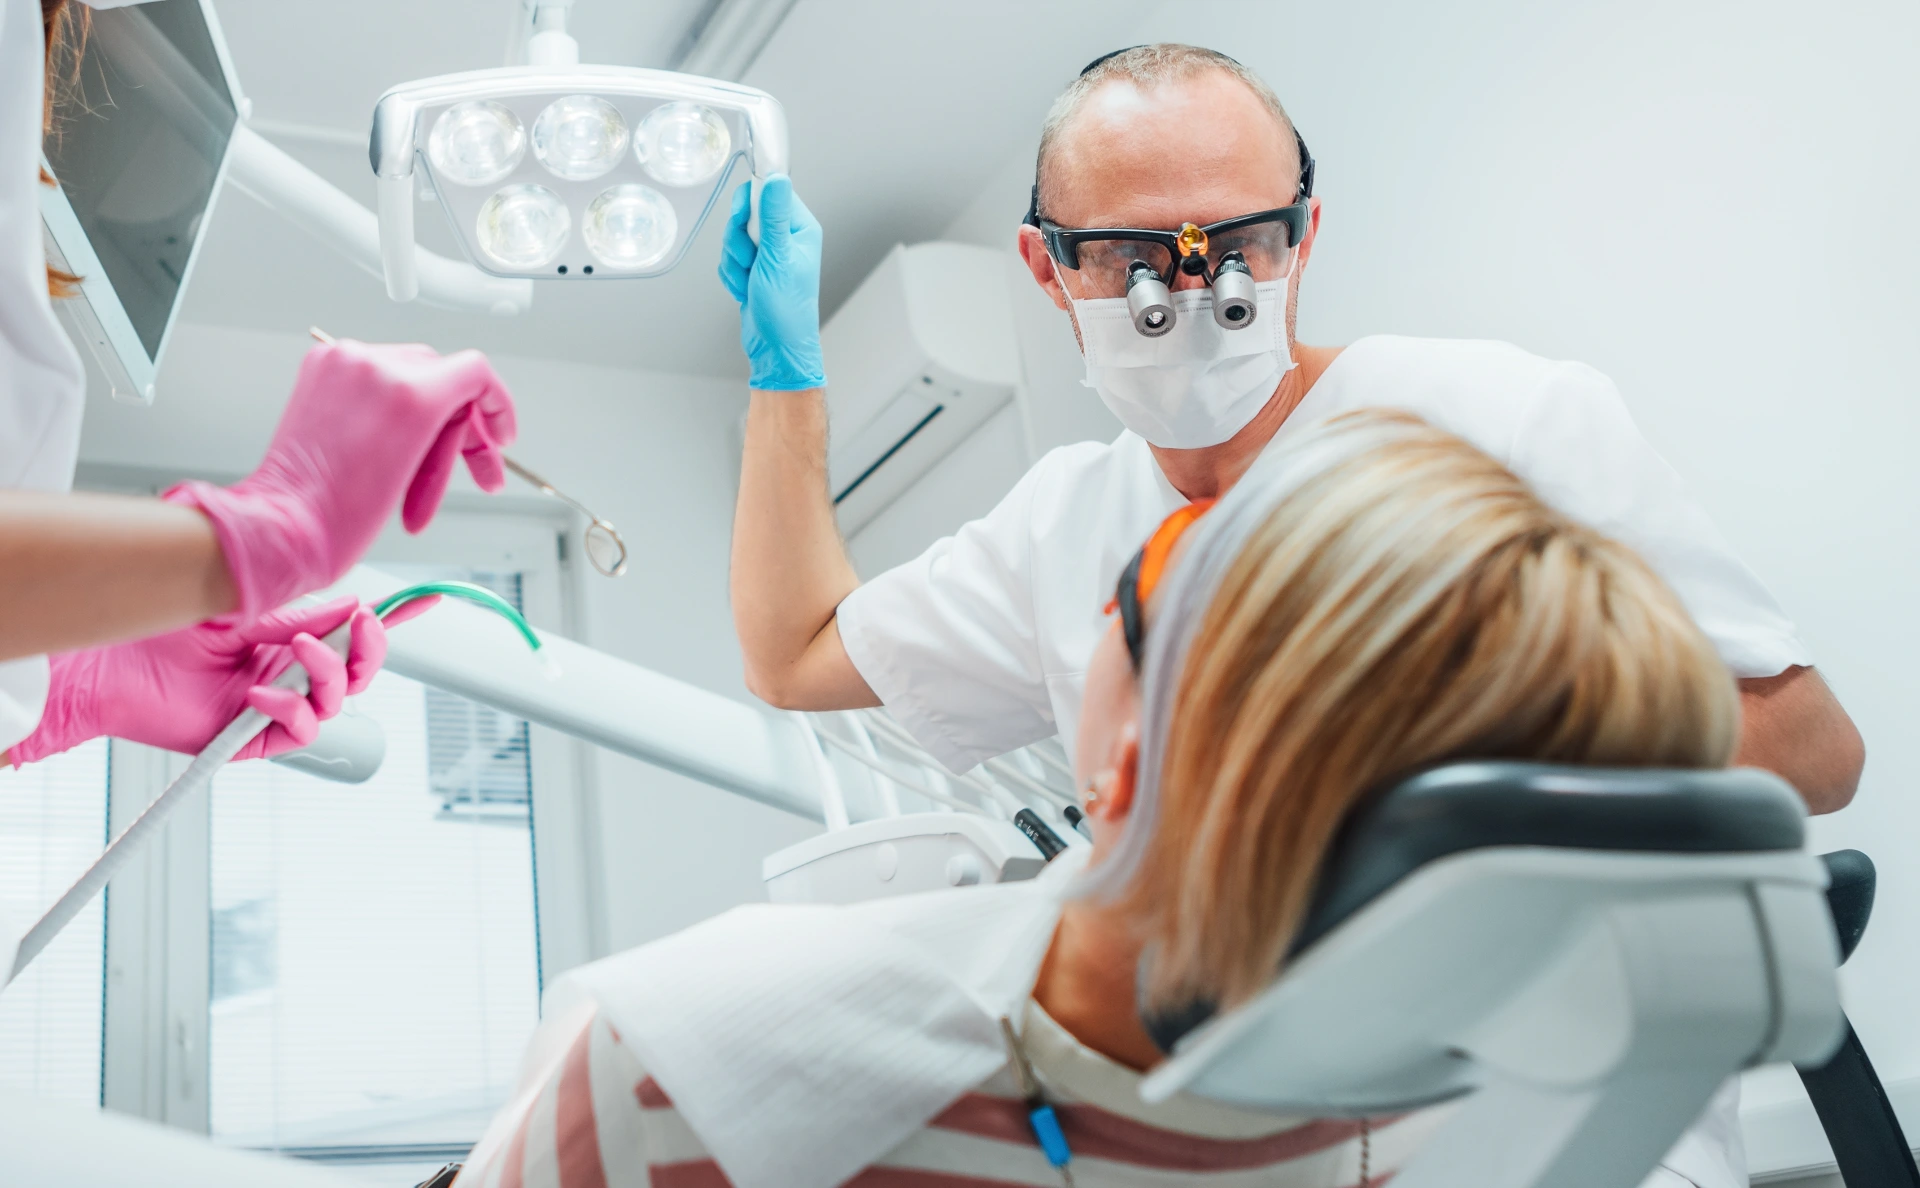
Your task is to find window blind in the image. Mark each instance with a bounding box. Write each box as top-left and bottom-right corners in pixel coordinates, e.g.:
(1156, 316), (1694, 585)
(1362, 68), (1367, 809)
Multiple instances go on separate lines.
(0, 739), (108, 1104)
(209, 645), (540, 1149)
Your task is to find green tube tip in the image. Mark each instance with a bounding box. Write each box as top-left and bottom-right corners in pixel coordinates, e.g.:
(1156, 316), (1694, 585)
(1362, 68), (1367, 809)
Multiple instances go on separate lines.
(374, 581), (543, 655)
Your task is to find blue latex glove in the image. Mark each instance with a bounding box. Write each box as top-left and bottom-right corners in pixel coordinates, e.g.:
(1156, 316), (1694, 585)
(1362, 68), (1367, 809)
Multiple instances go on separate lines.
(718, 174), (827, 391)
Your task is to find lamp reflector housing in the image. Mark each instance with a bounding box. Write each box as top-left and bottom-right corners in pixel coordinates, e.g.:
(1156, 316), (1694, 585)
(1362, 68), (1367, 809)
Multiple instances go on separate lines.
(532, 95), (628, 182)
(636, 101), (732, 187)
(584, 184), (677, 270)
(373, 66), (789, 283)
(477, 183), (571, 268)
(428, 101), (526, 187)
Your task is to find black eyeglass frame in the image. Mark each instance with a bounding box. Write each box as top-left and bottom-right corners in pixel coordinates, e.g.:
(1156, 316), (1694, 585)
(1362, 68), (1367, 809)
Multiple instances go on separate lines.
(1035, 203), (1311, 289)
(1115, 547), (1149, 671)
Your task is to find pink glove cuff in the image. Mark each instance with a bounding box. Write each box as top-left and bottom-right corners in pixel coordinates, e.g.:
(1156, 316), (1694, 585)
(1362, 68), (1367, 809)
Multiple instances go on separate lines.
(165, 479), (327, 623)
(9, 651), (106, 765)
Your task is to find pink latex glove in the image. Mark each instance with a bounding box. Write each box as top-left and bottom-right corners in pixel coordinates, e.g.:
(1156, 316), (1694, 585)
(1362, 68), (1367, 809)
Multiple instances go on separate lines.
(9, 596), (428, 764)
(165, 339), (518, 620)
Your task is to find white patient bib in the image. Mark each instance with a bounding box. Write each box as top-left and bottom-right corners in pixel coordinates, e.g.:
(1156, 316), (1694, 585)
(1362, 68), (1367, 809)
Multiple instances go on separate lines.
(547, 849), (1087, 1188)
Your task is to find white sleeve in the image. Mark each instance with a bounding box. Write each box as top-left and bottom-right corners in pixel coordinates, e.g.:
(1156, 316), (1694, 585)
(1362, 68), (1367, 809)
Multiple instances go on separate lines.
(1508, 365), (1810, 679)
(1641, 1078), (1746, 1188)
(0, 655), (49, 756)
(0, 0), (86, 758)
(836, 461), (1054, 773)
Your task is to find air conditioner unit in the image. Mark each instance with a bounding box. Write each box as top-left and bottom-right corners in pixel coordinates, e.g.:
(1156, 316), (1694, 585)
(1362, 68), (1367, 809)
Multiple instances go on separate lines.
(821, 241), (1021, 534)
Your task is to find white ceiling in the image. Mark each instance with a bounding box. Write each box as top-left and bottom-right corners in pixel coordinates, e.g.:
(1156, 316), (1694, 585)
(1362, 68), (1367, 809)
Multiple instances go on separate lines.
(179, 0), (1159, 376)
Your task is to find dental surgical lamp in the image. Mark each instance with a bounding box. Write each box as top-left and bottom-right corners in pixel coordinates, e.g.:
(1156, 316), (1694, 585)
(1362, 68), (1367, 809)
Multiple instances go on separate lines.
(370, 1), (788, 299)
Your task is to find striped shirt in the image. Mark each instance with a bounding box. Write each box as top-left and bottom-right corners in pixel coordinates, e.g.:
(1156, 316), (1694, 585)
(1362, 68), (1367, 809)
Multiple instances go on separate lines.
(455, 998), (1449, 1188)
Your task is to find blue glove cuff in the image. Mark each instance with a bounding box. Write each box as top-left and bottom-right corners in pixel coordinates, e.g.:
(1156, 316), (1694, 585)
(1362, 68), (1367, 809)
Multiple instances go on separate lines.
(750, 350), (827, 392)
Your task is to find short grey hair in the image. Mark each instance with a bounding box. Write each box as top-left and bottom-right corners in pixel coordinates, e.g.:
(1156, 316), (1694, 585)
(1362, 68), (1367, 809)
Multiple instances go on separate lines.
(1034, 44), (1300, 221)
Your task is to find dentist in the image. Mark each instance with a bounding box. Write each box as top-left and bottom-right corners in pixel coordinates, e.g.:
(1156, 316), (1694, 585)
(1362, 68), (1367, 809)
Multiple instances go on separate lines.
(723, 42), (1863, 814)
(0, 0), (520, 768)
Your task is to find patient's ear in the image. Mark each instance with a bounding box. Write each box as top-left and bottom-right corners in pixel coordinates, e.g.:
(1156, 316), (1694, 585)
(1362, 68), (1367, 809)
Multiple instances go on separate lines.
(1099, 721), (1140, 823)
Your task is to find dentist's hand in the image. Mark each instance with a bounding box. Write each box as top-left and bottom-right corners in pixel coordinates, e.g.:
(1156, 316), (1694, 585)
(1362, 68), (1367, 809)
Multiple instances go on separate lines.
(8, 596), (412, 764)
(718, 174), (826, 391)
(164, 340), (518, 620)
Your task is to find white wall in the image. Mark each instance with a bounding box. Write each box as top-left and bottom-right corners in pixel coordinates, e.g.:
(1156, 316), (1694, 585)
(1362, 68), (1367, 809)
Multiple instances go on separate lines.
(842, 148), (1125, 574)
(78, 323), (818, 961)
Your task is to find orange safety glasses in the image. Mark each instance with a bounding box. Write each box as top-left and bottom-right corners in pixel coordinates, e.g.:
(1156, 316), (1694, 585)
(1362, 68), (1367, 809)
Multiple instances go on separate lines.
(1109, 498), (1215, 669)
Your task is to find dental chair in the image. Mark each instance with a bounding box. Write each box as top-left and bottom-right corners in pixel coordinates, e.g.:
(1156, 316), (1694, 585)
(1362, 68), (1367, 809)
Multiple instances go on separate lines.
(1138, 762), (1852, 1188)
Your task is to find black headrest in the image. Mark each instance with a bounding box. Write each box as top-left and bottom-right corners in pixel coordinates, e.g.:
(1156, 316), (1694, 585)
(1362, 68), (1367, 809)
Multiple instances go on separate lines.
(1143, 762), (1806, 1052)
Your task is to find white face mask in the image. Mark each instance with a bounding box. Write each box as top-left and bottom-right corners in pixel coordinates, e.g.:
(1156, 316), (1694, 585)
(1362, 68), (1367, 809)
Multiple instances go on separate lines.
(1071, 277), (1294, 449)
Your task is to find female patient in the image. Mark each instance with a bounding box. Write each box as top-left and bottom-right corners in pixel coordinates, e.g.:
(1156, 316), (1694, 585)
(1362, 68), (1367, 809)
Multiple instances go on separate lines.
(453, 409), (1740, 1188)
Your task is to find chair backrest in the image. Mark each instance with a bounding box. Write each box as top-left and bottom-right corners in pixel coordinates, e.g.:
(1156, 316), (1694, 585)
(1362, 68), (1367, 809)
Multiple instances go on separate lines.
(1144, 761), (1808, 1052)
(1291, 762), (1806, 954)
(1135, 761), (1840, 1188)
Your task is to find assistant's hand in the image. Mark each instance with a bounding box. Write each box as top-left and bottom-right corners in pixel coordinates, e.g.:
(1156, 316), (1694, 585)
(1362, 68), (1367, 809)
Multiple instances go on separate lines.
(9, 596), (419, 764)
(718, 174), (827, 391)
(164, 340), (519, 620)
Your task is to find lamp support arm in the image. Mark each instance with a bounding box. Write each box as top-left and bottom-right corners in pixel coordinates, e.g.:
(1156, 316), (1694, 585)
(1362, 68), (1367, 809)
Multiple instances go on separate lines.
(225, 124), (532, 316)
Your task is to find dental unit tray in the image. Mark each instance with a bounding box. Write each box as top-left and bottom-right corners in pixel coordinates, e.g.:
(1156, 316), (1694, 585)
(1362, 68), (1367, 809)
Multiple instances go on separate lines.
(762, 813), (1048, 905)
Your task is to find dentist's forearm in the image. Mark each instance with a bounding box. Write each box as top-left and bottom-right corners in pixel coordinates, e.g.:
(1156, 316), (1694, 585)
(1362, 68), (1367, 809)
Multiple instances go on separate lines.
(730, 389), (877, 709)
(0, 491), (240, 662)
(1735, 666), (1864, 814)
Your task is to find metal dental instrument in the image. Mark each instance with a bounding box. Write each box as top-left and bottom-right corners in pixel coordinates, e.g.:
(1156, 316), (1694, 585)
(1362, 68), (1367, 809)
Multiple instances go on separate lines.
(307, 327), (628, 576)
(500, 456), (630, 577)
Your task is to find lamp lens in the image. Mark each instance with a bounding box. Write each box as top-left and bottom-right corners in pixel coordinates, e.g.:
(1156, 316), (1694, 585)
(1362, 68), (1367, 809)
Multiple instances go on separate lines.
(583, 184), (678, 270)
(635, 102), (731, 187)
(428, 101), (525, 186)
(532, 95), (629, 182)
(476, 184), (571, 268)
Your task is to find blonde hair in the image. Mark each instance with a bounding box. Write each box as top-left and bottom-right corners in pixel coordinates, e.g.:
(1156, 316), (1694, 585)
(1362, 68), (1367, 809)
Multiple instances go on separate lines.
(1105, 409), (1741, 1013)
(1034, 44), (1299, 220)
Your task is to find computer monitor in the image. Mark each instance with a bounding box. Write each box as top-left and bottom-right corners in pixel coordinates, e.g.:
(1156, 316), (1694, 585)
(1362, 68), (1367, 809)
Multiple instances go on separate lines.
(38, 0), (243, 406)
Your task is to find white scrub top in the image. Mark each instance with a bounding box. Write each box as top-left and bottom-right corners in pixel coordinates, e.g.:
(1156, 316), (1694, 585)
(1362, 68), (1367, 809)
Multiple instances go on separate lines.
(0, 0), (89, 753)
(839, 334), (1810, 773)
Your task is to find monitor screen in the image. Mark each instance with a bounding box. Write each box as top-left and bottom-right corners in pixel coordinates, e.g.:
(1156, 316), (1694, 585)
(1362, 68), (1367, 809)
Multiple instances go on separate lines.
(41, 0), (239, 403)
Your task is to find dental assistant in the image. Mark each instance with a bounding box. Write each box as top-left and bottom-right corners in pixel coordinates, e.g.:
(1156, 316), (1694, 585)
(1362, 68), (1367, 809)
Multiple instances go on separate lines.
(0, 0), (519, 768)
(724, 42), (1864, 812)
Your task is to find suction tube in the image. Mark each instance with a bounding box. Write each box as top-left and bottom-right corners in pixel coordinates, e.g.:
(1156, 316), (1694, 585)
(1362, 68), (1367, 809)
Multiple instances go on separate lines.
(376, 581), (541, 649)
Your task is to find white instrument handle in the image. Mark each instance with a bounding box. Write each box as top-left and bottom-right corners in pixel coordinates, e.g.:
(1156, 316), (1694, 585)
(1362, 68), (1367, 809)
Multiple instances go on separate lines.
(5, 623), (352, 987)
